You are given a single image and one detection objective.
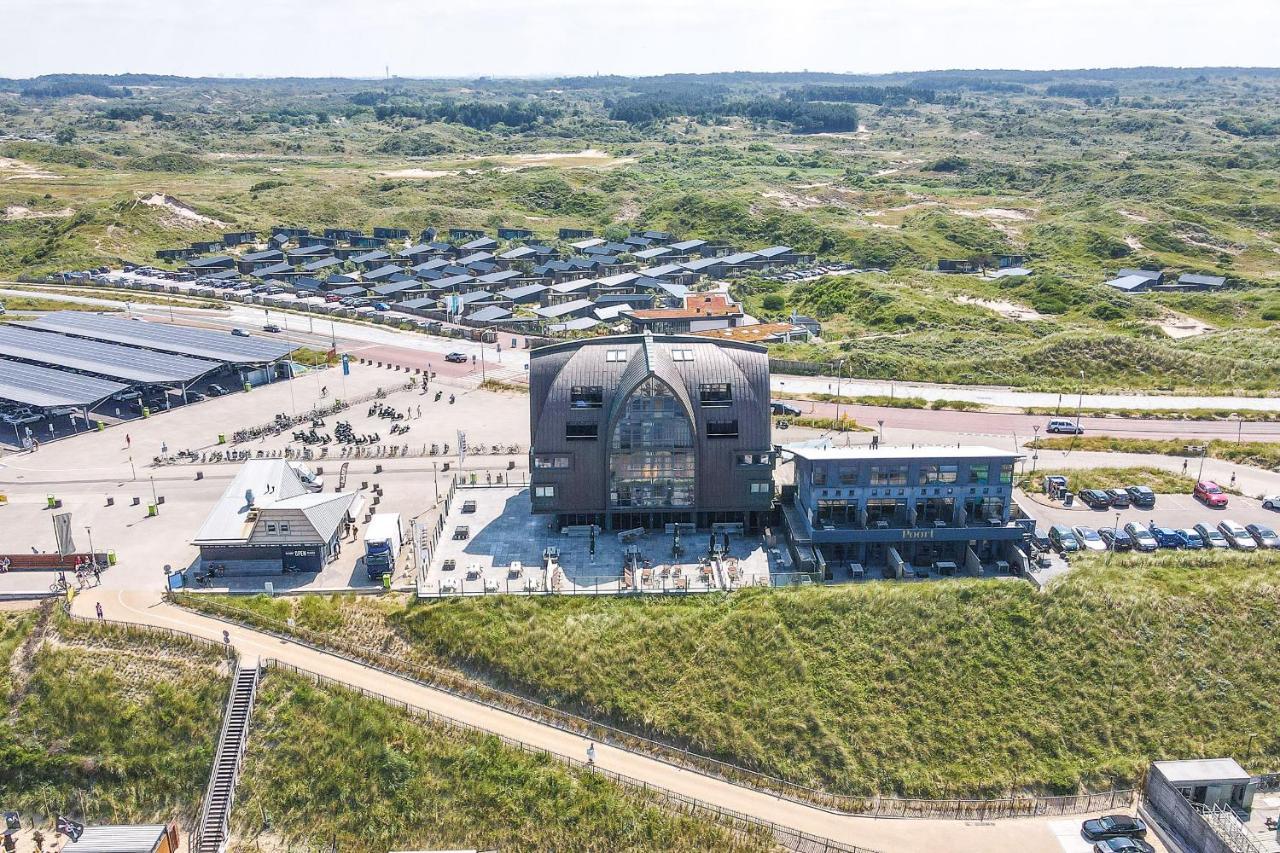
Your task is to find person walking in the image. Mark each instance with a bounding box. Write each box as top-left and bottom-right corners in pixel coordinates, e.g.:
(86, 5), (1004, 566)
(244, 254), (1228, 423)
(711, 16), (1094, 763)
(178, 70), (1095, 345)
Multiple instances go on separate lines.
(93, 566), (101, 586)
(1182, 459), (1188, 475)
(125, 433), (131, 449)
(95, 602), (104, 621)
(1230, 471), (1237, 488)
(586, 741), (596, 766)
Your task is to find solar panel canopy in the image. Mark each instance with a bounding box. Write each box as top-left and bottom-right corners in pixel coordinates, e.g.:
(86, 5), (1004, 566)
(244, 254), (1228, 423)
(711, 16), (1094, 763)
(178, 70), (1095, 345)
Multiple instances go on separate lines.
(0, 325), (220, 384)
(19, 311), (297, 364)
(0, 357), (127, 408)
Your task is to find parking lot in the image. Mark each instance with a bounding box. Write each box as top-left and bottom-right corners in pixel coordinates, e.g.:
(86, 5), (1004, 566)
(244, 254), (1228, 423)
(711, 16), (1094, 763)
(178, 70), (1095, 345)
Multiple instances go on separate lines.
(1019, 489), (1280, 544)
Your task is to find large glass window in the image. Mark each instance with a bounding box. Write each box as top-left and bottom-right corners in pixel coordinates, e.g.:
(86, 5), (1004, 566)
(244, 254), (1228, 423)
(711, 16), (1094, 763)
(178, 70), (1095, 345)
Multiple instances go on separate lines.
(566, 423), (598, 440)
(999, 463), (1014, 484)
(699, 383), (733, 406)
(608, 378), (695, 509)
(920, 464), (958, 485)
(968, 464), (990, 485)
(570, 386), (603, 409)
(534, 455), (570, 469)
(870, 465), (908, 486)
(706, 420), (738, 438)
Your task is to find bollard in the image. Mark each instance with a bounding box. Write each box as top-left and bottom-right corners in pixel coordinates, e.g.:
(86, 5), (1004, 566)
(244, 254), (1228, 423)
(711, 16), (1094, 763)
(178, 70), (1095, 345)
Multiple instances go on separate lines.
(105, 496), (114, 506)
(107, 550), (117, 566)
(46, 494), (56, 509)
(97, 421), (105, 432)
(195, 471), (204, 481)
(375, 464), (383, 474)
(157, 496), (165, 505)
(142, 407), (151, 418)
(132, 496), (141, 506)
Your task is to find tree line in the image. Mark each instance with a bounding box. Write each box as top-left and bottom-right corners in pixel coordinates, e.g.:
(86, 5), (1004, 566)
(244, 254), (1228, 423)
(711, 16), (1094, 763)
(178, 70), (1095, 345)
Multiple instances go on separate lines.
(608, 92), (859, 133)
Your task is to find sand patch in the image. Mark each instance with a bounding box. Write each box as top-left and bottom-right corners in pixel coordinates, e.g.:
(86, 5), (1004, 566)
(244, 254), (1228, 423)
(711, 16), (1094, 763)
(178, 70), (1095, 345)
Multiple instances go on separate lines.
(763, 189), (828, 210)
(1118, 209), (1149, 223)
(4, 205), (74, 220)
(954, 295), (1045, 322)
(1150, 311), (1215, 339)
(377, 168), (457, 179)
(137, 192), (227, 228)
(872, 167), (900, 177)
(0, 156), (59, 181)
(1124, 235), (1144, 251)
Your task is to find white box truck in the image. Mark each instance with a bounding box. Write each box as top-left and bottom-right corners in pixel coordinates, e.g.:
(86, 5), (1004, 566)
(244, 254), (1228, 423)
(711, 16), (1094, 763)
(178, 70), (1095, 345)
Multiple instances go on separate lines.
(363, 513), (402, 579)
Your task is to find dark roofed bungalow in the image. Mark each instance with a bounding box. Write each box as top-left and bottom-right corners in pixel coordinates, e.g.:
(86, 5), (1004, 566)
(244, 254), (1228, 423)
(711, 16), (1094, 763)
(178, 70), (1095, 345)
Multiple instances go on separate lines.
(558, 227), (594, 239)
(499, 283), (548, 304)
(466, 305), (514, 324)
(301, 256), (344, 273)
(254, 262), (295, 279)
(363, 264), (407, 282)
(185, 255), (236, 270)
(498, 227), (534, 240)
(222, 230), (258, 246)
(349, 235), (387, 249)
(190, 240), (224, 253)
(449, 227), (486, 241)
(669, 239), (707, 253)
(476, 269), (523, 286)
(534, 298), (596, 321)
(155, 247), (199, 261)
(351, 249), (391, 267)
(1167, 273), (1228, 290)
(461, 236), (499, 251)
(373, 226), (410, 240)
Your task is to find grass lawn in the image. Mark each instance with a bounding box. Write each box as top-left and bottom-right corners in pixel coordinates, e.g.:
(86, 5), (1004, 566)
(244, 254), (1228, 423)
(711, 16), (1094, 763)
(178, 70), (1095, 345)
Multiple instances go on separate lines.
(189, 551), (1280, 799)
(232, 668), (772, 853)
(1033, 436), (1280, 472)
(0, 609), (230, 825)
(1017, 465), (1196, 494)
(0, 293), (122, 312)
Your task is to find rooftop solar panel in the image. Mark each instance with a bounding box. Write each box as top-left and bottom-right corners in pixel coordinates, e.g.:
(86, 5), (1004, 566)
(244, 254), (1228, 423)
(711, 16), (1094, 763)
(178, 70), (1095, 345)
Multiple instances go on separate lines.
(0, 325), (221, 384)
(0, 358), (128, 409)
(18, 312), (297, 364)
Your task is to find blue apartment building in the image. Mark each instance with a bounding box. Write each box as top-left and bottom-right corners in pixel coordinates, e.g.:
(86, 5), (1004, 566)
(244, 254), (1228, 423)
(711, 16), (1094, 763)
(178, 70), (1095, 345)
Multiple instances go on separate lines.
(782, 445), (1029, 577)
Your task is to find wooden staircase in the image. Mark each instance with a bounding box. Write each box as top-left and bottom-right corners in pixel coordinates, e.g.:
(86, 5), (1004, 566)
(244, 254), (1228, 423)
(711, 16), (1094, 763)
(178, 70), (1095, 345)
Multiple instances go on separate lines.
(195, 658), (260, 853)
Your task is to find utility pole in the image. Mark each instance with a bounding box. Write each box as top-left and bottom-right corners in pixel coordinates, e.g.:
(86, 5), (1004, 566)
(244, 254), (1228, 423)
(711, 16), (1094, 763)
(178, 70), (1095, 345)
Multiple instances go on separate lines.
(1196, 443), (1208, 483)
(85, 526), (96, 569)
(149, 475), (159, 513)
(1031, 425), (1040, 473)
(833, 359), (844, 429)
(1074, 369), (1085, 433)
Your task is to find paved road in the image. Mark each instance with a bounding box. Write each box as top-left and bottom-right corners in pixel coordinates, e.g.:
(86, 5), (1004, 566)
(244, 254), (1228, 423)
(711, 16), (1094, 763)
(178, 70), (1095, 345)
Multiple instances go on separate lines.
(784, 399), (1280, 441)
(83, 590), (1079, 853)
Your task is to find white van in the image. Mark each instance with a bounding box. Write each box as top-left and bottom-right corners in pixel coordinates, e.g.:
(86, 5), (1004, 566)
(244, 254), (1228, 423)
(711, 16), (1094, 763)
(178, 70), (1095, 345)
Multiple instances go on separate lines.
(1046, 418), (1083, 434)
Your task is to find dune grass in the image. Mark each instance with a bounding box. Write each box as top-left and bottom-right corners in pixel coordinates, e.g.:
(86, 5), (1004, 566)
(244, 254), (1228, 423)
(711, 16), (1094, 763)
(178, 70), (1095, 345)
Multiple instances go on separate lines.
(232, 669), (772, 853)
(192, 551), (1280, 799)
(0, 611), (230, 825)
(1016, 465), (1196, 494)
(1033, 436), (1280, 471)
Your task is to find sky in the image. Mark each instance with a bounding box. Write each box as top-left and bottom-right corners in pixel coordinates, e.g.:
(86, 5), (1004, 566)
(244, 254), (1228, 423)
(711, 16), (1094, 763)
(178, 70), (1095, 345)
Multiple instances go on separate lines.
(1, 0), (1278, 79)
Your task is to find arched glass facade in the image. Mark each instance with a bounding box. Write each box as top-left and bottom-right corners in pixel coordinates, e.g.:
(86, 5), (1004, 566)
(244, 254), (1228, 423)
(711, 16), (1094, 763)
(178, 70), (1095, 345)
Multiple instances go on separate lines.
(608, 378), (695, 509)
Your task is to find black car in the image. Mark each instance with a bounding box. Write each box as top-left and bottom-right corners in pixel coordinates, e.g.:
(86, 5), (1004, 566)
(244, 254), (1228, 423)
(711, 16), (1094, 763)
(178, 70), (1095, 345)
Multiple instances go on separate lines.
(1098, 527), (1133, 551)
(444, 352), (468, 364)
(263, 323), (282, 333)
(1125, 485), (1156, 508)
(1104, 488), (1131, 508)
(1079, 489), (1113, 509)
(207, 384), (228, 397)
(1092, 839), (1154, 853)
(771, 401), (802, 417)
(1081, 814), (1147, 842)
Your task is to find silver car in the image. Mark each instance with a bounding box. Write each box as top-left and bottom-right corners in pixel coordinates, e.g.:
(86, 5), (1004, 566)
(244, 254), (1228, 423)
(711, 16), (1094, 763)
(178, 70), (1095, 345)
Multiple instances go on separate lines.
(1194, 523), (1229, 548)
(1072, 526), (1108, 552)
(1246, 524), (1280, 549)
(1218, 520), (1257, 550)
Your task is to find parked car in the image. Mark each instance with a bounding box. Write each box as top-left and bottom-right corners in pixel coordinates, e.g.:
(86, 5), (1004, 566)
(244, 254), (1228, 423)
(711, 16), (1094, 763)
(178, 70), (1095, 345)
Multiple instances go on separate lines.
(1193, 523), (1230, 548)
(1246, 524), (1280, 549)
(444, 352), (468, 363)
(1079, 489), (1113, 510)
(1147, 525), (1186, 549)
(1124, 485), (1156, 508)
(1218, 519), (1256, 550)
(1123, 523), (1159, 552)
(373, 302), (391, 311)
(1046, 418), (1084, 434)
(770, 401), (802, 417)
(1178, 528), (1205, 549)
(1081, 814), (1148, 842)
(1098, 527), (1133, 551)
(325, 294), (342, 303)
(186, 391), (207, 402)
(263, 323), (282, 333)
(1072, 526), (1107, 551)
(1263, 495), (1280, 511)
(1194, 480), (1229, 507)
(231, 328), (249, 337)
(206, 384), (227, 397)
(1104, 488), (1131, 508)
(1092, 839), (1154, 853)
(1049, 525), (1081, 553)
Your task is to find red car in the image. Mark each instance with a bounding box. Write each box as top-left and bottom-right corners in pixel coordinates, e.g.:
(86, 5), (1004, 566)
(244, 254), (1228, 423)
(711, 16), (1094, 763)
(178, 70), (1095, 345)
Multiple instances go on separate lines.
(1194, 480), (1229, 508)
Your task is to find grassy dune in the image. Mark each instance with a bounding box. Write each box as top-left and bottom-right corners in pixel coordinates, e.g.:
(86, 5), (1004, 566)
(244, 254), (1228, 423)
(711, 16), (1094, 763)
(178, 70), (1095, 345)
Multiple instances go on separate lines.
(0, 611), (229, 824)
(195, 552), (1280, 799)
(232, 669), (772, 853)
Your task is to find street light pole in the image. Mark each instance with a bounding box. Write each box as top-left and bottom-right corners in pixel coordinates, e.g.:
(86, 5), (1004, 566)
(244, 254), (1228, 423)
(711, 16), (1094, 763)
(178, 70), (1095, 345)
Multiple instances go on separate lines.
(1032, 425), (1040, 473)
(1074, 369), (1085, 433)
(85, 526), (96, 569)
(833, 359), (844, 428)
(149, 475), (159, 513)
(1196, 443), (1208, 483)
(1108, 512), (1120, 563)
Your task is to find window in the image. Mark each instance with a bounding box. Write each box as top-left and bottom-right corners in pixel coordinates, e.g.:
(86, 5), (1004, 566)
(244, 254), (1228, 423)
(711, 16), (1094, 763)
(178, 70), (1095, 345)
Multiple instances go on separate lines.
(279, 523), (290, 534)
(919, 464), (958, 485)
(534, 485), (556, 498)
(750, 482), (771, 494)
(566, 423), (598, 440)
(570, 386), (603, 408)
(737, 452), (770, 466)
(870, 465), (907, 486)
(706, 420), (738, 438)
(968, 464), (990, 485)
(838, 465), (860, 486)
(605, 349), (627, 363)
(811, 466), (827, 486)
(699, 383), (733, 406)
(534, 455), (570, 469)
(999, 463), (1014, 484)
(265, 522), (277, 534)
(608, 378), (695, 509)
(672, 348), (694, 362)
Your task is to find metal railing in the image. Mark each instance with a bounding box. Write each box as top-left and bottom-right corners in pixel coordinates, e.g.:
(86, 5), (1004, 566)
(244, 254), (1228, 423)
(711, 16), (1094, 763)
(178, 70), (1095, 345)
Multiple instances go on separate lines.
(263, 658), (879, 853)
(170, 592), (1136, 820)
(192, 661), (259, 853)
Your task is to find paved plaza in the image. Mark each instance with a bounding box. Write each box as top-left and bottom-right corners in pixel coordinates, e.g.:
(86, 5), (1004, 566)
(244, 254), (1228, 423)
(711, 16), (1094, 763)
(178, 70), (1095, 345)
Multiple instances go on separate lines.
(420, 485), (773, 597)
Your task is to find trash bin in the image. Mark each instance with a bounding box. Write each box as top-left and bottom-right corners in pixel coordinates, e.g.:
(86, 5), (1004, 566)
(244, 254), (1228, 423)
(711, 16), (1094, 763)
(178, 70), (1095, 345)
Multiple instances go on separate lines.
(142, 407), (151, 418)
(217, 433), (226, 445)
(46, 494), (56, 509)
(1062, 491), (1074, 507)
(381, 573), (391, 590)
(96, 421), (105, 432)
(107, 550), (117, 565)
(147, 503), (158, 517)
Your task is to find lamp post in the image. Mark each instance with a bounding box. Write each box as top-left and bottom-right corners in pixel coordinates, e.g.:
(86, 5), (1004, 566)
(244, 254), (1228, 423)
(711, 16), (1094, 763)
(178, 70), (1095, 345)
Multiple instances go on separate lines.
(833, 359), (845, 429)
(1196, 443), (1209, 483)
(149, 475), (158, 514)
(1107, 512), (1120, 563)
(85, 526), (96, 569)
(1074, 369), (1085, 433)
(1032, 425), (1040, 473)
(1234, 413), (1243, 444)
(877, 419), (884, 446)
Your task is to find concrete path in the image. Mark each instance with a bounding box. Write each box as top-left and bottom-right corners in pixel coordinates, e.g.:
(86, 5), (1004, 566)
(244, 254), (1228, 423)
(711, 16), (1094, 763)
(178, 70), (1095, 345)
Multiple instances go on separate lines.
(81, 589), (1084, 853)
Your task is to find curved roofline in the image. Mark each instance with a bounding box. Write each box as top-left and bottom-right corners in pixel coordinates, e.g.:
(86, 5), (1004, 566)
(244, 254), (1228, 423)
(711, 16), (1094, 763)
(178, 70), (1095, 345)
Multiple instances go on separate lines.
(530, 332), (768, 359)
